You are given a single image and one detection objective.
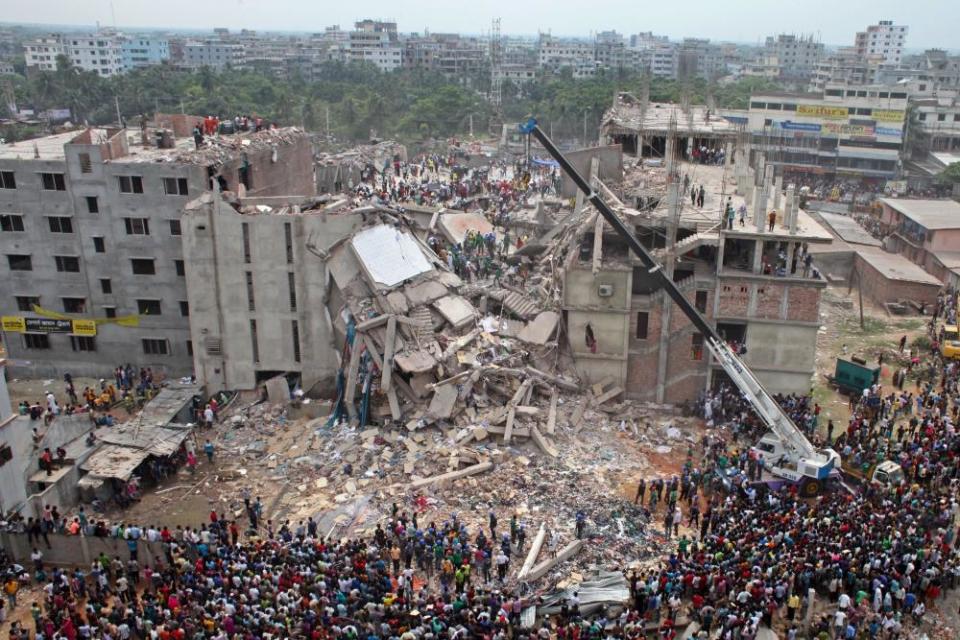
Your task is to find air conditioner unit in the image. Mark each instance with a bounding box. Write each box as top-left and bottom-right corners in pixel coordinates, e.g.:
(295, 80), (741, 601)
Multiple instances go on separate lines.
(597, 284), (614, 297)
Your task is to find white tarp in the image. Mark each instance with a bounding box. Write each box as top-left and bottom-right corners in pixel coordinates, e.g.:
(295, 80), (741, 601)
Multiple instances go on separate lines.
(351, 225), (432, 288)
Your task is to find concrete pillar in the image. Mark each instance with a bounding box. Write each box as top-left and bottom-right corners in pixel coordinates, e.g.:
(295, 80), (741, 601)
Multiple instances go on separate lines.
(665, 136), (676, 176)
(637, 135), (645, 158)
(772, 175), (782, 211)
(656, 183), (681, 403)
(752, 238), (764, 274)
(786, 241), (796, 275)
(724, 141), (733, 172)
(784, 187), (795, 235)
(716, 235), (726, 275)
(789, 188), (799, 235)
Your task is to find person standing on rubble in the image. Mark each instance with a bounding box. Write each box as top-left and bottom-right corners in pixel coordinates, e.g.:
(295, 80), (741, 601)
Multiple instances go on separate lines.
(697, 185), (705, 208)
(489, 511), (497, 538)
(634, 479), (646, 505)
(575, 511), (586, 539)
(663, 507), (673, 538)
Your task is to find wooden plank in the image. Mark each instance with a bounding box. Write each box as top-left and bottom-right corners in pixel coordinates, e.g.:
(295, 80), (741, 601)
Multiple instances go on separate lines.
(546, 389), (558, 435)
(530, 425), (559, 458)
(594, 386), (624, 405)
(410, 461), (493, 489)
(381, 316), (397, 393)
(517, 524), (546, 581)
(524, 366), (579, 392)
(525, 539), (584, 582)
(361, 334), (383, 368)
(486, 424), (530, 438)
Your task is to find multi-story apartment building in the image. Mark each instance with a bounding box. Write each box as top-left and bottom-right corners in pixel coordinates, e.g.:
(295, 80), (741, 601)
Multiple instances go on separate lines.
(676, 38), (723, 81)
(537, 34), (595, 73)
(179, 40), (246, 70)
(855, 20), (908, 66)
(595, 31), (627, 71)
(24, 32), (169, 75)
(763, 34), (824, 83)
(809, 48), (873, 91)
(747, 84), (909, 181)
(23, 35), (65, 71)
(0, 119), (315, 379)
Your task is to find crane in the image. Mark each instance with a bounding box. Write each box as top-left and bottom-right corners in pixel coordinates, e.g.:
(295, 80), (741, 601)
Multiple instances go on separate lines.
(519, 117), (840, 495)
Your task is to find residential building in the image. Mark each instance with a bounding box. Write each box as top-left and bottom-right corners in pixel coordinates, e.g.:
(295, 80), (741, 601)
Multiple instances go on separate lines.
(855, 20), (908, 66)
(595, 31), (627, 71)
(676, 38), (724, 81)
(876, 198), (960, 283)
(746, 84), (909, 181)
(0, 119), (315, 379)
(763, 34), (824, 83)
(24, 32), (169, 76)
(179, 40), (246, 70)
(120, 37), (170, 70)
(537, 34), (595, 73)
(23, 35), (65, 71)
(810, 48), (874, 91)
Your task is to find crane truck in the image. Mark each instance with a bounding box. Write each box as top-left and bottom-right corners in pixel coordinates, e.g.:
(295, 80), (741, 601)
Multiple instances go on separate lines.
(519, 118), (841, 496)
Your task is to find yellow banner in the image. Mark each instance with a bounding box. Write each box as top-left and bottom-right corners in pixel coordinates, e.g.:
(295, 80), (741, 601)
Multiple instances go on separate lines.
(71, 319), (97, 336)
(872, 109), (905, 122)
(797, 104), (849, 119)
(31, 304), (139, 327)
(1, 316), (25, 333)
(822, 122), (874, 136)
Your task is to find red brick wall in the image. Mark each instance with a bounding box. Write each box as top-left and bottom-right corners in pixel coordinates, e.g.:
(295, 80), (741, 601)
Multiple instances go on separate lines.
(221, 136), (317, 198)
(786, 286), (821, 322)
(854, 254), (940, 306)
(717, 283), (750, 317)
(754, 284), (785, 320)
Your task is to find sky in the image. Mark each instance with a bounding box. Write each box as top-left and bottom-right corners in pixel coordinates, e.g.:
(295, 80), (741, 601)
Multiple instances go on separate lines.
(4, 0), (956, 49)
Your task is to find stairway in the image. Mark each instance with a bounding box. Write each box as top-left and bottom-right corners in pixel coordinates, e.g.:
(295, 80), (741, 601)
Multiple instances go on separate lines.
(487, 289), (541, 320)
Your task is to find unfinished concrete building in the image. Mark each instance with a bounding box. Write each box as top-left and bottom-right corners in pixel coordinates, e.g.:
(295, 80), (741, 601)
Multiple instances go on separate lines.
(562, 153), (832, 402)
(0, 118), (316, 378)
(601, 92), (742, 160)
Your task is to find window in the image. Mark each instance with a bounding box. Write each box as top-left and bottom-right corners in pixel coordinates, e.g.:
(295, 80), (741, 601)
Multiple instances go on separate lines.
(124, 218), (150, 235)
(15, 296), (39, 312)
(169, 219), (182, 236)
(163, 177), (189, 196)
(284, 222), (294, 263)
(938, 113), (947, 122)
(137, 299), (161, 315)
(691, 333), (704, 360)
(635, 312), (649, 340)
(40, 172), (66, 191)
(100, 278), (112, 294)
(8, 254), (32, 271)
(0, 444), (12, 465)
(103, 306), (117, 318)
(142, 338), (169, 355)
(47, 216), (73, 233)
(62, 297), (86, 313)
(175, 259), (185, 277)
(179, 300), (190, 316)
(24, 334), (51, 350)
(70, 336), (96, 352)
(0, 214), (24, 232)
(246, 271), (255, 311)
(242, 223), (251, 263)
(292, 319), (301, 363)
(85, 196), (99, 213)
(93, 236), (105, 253)
(78, 153), (92, 173)
(919, 113), (927, 121)
(250, 319), (260, 363)
(0, 171), (15, 189)
(131, 258), (156, 275)
(695, 290), (708, 313)
(117, 175), (144, 194)
(288, 272), (297, 311)
(186, 340), (193, 357)
(55, 255), (80, 272)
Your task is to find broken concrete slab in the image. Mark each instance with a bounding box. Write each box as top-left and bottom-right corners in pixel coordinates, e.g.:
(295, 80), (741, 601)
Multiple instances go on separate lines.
(432, 295), (477, 329)
(404, 279), (448, 307)
(530, 425), (559, 458)
(517, 311), (560, 345)
(437, 211), (496, 245)
(394, 349), (437, 374)
(526, 539), (584, 582)
(517, 523), (547, 581)
(409, 461), (494, 489)
(264, 375), (289, 405)
(594, 386), (624, 405)
(427, 384), (459, 420)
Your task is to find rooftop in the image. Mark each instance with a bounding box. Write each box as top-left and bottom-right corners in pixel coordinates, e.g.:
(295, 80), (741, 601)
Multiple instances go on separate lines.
(879, 198), (960, 230)
(815, 211), (882, 247)
(856, 247), (943, 285)
(603, 94), (744, 136)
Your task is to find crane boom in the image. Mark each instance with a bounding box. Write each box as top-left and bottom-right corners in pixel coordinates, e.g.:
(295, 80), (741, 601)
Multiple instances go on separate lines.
(520, 118), (824, 466)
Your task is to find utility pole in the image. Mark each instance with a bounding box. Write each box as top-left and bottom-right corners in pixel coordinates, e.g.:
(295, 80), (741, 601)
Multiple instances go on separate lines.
(469, 113), (473, 138)
(325, 105), (331, 143)
(582, 111), (587, 147)
(115, 96), (123, 128)
(180, 99), (185, 115)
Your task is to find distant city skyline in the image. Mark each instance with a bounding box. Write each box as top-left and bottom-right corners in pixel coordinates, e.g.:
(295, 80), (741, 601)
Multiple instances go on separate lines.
(1, 0), (956, 50)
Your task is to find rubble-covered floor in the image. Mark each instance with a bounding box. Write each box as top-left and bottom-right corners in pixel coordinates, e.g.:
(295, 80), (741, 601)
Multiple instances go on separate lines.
(115, 392), (707, 589)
